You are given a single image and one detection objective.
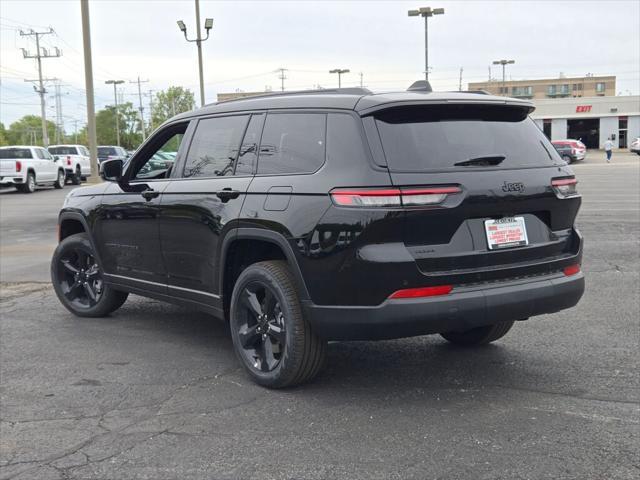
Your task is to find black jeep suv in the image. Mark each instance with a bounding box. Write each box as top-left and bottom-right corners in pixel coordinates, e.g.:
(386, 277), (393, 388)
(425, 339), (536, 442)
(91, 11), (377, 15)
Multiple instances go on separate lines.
(51, 86), (584, 388)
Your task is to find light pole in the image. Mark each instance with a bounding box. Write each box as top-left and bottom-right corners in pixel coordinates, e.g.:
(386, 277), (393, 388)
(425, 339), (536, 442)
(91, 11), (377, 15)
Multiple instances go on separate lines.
(105, 79), (124, 146)
(493, 59), (515, 96)
(329, 68), (350, 88)
(408, 7), (444, 82)
(177, 0), (213, 107)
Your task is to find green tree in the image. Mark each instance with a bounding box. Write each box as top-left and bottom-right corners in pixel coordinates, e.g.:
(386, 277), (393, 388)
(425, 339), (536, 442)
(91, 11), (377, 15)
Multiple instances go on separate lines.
(6, 115), (57, 146)
(95, 102), (142, 150)
(151, 86), (195, 128)
(0, 122), (8, 146)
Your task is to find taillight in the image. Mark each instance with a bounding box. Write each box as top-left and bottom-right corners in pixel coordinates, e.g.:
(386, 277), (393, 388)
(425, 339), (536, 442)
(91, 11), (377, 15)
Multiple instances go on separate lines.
(66, 156), (71, 166)
(15, 160), (22, 172)
(330, 186), (461, 207)
(563, 264), (581, 276)
(390, 285), (453, 299)
(552, 177), (578, 198)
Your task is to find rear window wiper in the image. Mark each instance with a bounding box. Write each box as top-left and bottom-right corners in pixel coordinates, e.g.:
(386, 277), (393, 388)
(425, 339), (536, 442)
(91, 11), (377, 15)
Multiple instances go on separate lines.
(454, 155), (506, 167)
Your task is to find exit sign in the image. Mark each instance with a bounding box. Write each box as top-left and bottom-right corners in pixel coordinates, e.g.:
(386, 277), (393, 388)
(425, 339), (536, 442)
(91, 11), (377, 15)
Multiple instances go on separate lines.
(576, 105), (592, 113)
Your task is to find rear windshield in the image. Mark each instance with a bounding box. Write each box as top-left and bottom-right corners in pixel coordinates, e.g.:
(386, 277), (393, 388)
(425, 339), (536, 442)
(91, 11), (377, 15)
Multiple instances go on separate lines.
(0, 148), (32, 159)
(49, 146), (78, 155)
(98, 147), (117, 156)
(374, 104), (562, 171)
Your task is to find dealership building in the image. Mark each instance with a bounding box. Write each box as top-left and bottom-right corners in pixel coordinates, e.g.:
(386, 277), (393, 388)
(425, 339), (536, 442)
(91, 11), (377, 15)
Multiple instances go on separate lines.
(530, 95), (640, 149)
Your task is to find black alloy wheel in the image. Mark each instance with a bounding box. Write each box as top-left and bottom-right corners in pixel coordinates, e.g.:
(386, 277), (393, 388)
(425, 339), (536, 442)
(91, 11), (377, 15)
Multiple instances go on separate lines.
(51, 233), (128, 317)
(56, 246), (104, 309)
(236, 282), (287, 372)
(230, 261), (326, 388)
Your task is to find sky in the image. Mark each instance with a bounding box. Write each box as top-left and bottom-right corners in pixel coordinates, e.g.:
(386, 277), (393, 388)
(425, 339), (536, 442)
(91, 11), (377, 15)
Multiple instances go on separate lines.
(1, 0), (639, 134)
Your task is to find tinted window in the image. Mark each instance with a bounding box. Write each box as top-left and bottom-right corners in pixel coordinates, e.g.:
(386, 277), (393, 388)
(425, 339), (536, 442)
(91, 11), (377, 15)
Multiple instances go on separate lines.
(257, 113), (326, 175)
(183, 115), (248, 178)
(98, 147), (117, 157)
(49, 146), (78, 155)
(236, 113), (264, 176)
(0, 148), (33, 159)
(375, 105), (562, 171)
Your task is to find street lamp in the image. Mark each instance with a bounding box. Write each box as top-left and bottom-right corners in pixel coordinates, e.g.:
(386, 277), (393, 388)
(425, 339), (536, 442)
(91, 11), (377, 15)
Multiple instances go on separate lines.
(177, 0), (213, 107)
(105, 79), (124, 146)
(329, 68), (350, 88)
(493, 59), (515, 96)
(408, 7), (444, 82)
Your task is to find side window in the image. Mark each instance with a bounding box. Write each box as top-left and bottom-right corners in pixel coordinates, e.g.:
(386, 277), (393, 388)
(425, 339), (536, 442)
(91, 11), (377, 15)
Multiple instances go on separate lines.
(35, 149), (46, 159)
(133, 123), (187, 180)
(183, 115), (248, 178)
(257, 113), (326, 175)
(235, 113), (265, 176)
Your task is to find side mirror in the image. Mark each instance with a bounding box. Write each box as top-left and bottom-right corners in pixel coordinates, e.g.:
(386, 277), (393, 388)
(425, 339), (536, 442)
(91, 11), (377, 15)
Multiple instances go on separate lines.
(101, 158), (123, 182)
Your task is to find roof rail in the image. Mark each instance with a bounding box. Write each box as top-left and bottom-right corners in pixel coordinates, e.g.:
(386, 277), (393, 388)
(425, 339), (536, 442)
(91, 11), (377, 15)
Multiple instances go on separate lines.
(211, 87), (373, 106)
(465, 90), (491, 95)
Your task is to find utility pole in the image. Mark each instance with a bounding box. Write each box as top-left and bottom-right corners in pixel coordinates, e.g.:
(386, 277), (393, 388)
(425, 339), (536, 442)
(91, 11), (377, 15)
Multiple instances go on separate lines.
(458, 67), (463, 91)
(329, 68), (350, 88)
(275, 68), (288, 91)
(492, 59), (515, 96)
(130, 76), (149, 140)
(105, 79), (125, 146)
(54, 80), (62, 143)
(359, 72), (364, 87)
(72, 119), (80, 144)
(81, 0), (99, 182)
(147, 89), (155, 131)
(408, 7), (444, 82)
(177, 1), (213, 107)
(19, 28), (61, 147)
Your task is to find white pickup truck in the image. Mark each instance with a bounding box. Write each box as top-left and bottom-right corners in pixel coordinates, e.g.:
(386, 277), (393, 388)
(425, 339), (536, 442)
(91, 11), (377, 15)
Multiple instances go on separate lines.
(48, 144), (92, 184)
(0, 146), (66, 193)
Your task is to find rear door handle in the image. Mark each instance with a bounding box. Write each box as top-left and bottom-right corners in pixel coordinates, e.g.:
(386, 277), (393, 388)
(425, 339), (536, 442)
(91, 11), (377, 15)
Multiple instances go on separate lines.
(216, 188), (240, 202)
(141, 189), (160, 201)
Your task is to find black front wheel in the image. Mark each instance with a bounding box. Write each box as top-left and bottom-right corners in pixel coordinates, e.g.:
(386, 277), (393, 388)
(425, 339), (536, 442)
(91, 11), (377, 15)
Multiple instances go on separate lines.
(440, 321), (515, 346)
(51, 233), (128, 317)
(230, 261), (326, 388)
(71, 166), (82, 185)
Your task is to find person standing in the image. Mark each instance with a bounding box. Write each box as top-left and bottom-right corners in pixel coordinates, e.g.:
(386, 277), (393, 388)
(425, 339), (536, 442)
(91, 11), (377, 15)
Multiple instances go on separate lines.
(604, 137), (614, 163)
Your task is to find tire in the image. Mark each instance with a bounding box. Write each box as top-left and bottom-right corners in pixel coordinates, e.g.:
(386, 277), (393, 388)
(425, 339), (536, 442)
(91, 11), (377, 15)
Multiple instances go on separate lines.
(51, 233), (128, 317)
(229, 260), (326, 388)
(18, 172), (36, 193)
(54, 169), (65, 189)
(562, 155), (572, 164)
(440, 321), (515, 346)
(71, 166), (81, 185)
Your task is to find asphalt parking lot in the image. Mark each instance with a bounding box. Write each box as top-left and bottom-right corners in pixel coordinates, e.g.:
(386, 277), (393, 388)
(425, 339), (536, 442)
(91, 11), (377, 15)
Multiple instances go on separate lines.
(1, 152), (638, 480)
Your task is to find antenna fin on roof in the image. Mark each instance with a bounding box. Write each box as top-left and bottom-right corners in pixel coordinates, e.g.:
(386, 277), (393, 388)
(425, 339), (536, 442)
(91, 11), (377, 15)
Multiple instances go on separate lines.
(407, 80), (433, 92)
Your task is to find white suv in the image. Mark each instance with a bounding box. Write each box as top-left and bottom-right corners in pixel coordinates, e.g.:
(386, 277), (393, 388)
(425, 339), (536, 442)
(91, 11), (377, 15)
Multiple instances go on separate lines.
(48, 144), (92, 184)
(0, 146), (66, 193)
(630, 137), (640, 156)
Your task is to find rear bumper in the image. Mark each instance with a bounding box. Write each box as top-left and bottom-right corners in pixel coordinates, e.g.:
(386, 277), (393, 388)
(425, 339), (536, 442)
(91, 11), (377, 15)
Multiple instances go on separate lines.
(0, 176), (23, 185)
(304, 271), (584, 341)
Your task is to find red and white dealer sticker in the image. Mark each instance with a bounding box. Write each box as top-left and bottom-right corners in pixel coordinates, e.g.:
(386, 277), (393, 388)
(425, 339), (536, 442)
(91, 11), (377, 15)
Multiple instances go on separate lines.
(484, 216), (529, 250)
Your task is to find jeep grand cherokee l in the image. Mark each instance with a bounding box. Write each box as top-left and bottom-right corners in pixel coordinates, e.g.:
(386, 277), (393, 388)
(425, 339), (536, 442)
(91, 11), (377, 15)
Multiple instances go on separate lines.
(51, 86), (584, 388)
